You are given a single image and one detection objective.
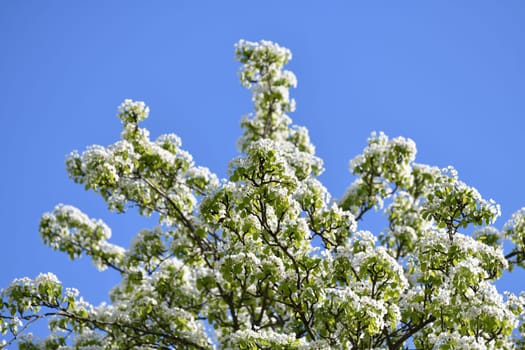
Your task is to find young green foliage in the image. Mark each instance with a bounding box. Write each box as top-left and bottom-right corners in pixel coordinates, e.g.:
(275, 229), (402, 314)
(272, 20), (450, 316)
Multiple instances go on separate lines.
(2, 40), (525, 349)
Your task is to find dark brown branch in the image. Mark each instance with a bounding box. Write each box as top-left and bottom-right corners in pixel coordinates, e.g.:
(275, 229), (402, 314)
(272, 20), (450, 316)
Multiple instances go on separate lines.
(141, 178), (196, 233)
(390, 316), (436, 350)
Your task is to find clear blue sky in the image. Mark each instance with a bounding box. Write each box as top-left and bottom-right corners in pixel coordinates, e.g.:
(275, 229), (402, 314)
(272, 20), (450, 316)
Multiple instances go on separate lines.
(1, 0), (524, 336)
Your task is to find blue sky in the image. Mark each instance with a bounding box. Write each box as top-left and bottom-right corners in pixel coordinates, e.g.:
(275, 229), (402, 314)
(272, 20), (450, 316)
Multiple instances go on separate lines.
(1, 0), (524, 338)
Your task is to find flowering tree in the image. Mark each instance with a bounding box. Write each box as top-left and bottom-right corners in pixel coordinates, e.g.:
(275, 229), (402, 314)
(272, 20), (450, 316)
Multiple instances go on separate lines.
(2, 40), (525, 349)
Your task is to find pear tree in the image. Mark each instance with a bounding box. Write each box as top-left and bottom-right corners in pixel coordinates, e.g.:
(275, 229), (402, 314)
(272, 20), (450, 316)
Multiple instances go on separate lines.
(2, 40), (525, 349)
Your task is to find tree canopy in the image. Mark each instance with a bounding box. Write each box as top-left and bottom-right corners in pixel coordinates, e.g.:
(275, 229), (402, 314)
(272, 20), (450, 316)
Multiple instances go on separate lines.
(2, 40), (525, 349)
